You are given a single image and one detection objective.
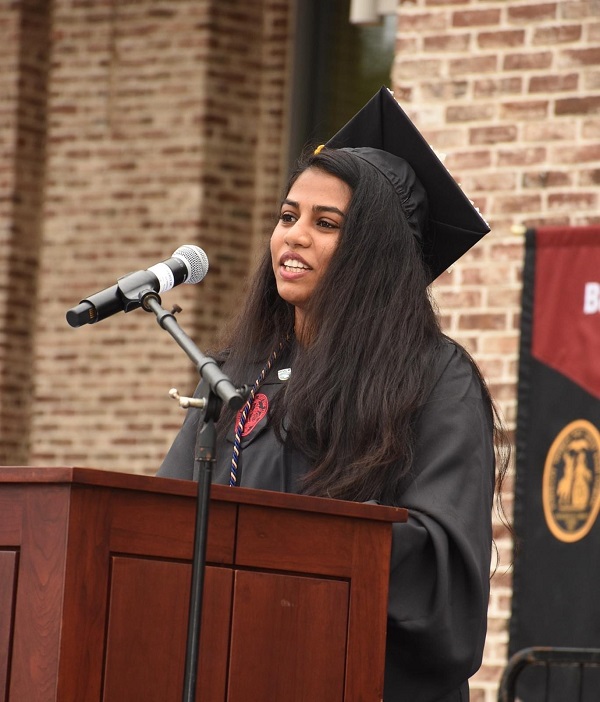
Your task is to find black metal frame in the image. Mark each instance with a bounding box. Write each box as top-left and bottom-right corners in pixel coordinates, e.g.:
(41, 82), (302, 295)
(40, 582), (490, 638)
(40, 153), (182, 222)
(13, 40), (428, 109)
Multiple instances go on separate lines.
(498, 647), (600, 702)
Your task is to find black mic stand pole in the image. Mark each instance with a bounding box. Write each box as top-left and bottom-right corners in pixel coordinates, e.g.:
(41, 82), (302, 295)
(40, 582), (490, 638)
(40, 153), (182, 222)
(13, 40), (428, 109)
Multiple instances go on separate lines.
(181, 389), (218, 702)
(139, 291), (246, 702)
(140, 293), (245, 413)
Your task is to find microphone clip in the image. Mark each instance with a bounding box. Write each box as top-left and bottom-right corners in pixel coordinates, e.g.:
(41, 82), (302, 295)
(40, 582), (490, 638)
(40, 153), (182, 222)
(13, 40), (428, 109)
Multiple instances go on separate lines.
(117, 270), (161, 312)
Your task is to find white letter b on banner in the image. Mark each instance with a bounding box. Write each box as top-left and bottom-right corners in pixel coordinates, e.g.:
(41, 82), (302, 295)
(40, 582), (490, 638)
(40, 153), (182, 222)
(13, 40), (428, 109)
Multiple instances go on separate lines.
(583, 282), (600, 314)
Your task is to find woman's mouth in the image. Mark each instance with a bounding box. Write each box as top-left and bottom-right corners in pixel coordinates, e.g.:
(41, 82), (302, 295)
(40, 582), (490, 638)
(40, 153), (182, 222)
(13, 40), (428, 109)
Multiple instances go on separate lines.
(279, 252), (312, 276)
(282, 258), (311, 272)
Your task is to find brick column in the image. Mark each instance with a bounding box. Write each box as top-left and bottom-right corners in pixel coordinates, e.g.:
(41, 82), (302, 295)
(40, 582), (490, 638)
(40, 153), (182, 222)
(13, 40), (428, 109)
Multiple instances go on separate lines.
(394, 2), (600, 699)
(0, 0), (51, 465)
(28, 0), (291, 472)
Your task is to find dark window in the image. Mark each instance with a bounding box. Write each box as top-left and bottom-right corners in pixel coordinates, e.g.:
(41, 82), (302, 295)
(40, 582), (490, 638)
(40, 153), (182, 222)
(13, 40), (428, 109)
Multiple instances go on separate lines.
(288, 0), (395, 167)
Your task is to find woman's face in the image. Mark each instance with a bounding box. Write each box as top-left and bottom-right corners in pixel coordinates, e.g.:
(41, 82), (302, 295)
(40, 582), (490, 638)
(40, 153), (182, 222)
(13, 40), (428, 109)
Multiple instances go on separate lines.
(270, 167), (352, 329)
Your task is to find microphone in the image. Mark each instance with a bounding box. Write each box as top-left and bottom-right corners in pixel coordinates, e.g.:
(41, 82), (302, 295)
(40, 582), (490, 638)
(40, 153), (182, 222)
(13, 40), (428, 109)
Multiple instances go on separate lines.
(66, 245), (209, 328)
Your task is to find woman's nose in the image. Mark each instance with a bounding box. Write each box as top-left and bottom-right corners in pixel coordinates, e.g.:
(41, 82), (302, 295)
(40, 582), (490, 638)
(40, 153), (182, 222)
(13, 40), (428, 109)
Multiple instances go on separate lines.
(284, 219), (311, 247)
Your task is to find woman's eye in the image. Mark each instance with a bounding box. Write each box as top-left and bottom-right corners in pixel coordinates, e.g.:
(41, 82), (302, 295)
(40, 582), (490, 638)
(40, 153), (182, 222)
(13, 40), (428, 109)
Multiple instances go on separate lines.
(317, 219), (338, 229)
(280, 212), (296, 223)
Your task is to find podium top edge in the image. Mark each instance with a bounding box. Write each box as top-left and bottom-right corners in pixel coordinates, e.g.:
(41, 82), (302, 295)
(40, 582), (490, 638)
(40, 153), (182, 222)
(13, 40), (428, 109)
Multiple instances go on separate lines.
(0, 466), (407, 524)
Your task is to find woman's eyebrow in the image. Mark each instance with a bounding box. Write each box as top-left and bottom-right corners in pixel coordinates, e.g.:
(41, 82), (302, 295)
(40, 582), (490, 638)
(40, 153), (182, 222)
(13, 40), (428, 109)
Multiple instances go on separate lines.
(281, 199), (345, 217)
(313, 204), (345, 217)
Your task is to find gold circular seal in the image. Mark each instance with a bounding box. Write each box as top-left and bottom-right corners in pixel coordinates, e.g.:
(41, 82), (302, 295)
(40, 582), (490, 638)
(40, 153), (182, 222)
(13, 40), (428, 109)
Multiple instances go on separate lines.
(543, 419), (600, 543)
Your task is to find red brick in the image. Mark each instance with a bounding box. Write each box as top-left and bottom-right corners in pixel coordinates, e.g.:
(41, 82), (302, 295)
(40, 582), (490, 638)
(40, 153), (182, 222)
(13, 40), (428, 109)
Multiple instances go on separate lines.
(494, 194), (543, 214)
(452, 9), (501, 27)
(461, 264), (515, 286)
(522, 169), (573, 188)
(421, 80), (469, 100)
(470, 125), (518, 145)
(548, 192), (597, 210)
(450, 55), (498, 75)
(478, 30), (526, 49)
(424, 32), (470, 52)
(529, 73), (579, 92)
(490, 241), (528, 262)
(419, 126), (465, 148)
(533, 23), (583, 44)
(445, 150), (493, 170)
(500, 100), (549, 120)
(481, 334), (521, 356)
(497, 147), (547, 167)
(474, 77), (523, 97)
(459, 313), (509, 331)
(393, 58), (443, 81)
(560, 47), (600, 67)
(446, 104), (495, 122)
(523, 121), (577, 141)
(503, 51), (553, 71)
(507, 3), (558, 23)
(521, 215), (571, 229)
(553, 143), (600, 163)
(562, 1), (600, 19)
(399, 11), (449, 32)
(459, 172), (517, 193)
(435, 289), (484, 308)
(555, 95), (600, 115)
(395, 36), (419, 54)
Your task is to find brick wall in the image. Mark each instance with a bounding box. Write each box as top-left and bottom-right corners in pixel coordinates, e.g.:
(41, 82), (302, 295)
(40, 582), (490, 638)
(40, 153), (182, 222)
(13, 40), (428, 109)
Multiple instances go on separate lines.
(0, 0), (51, 465)
(20, 0), (292, 471)
(0, 2), (21, 462)
(394, 1), (600, 699)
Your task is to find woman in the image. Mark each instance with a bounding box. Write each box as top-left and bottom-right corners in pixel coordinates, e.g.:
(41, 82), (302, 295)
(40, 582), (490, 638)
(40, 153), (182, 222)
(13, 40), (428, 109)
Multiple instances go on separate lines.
(159, 89), (508, 701)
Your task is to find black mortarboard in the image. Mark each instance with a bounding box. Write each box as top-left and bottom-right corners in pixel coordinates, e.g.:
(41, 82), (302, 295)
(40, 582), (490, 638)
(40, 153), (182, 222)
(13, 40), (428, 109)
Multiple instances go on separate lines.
(324, 87), (490, 281)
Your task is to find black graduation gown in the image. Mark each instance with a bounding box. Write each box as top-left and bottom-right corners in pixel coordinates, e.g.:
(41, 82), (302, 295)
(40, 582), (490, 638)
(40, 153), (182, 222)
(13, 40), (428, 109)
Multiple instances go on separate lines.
(158, 339), (496, 702)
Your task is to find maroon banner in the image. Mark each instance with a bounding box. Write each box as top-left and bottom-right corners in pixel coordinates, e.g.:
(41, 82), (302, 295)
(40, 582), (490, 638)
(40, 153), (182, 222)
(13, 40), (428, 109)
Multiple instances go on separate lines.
(510, 226), (600, 701)
(532, 227), (600, 400)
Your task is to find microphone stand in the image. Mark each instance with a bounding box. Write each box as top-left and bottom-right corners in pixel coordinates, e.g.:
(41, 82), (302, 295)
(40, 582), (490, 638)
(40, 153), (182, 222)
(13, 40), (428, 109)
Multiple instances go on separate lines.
(139, 291), (246, 702)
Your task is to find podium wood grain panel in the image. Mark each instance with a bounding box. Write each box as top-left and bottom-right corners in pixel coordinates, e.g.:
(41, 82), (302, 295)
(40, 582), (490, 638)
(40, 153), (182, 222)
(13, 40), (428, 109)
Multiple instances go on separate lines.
(0, 489), (23, 702)
(0, 550), (18, 702)
(0, 492), (22, 544)
(228, 570), (348, 702)
(235, 505), (355, 576)
(103, 558), (233, 702)
(9, 486), (70, 702)
(107, 490), (236, 564)
(345, 519), (392, 701)
(55, 485), (113, 700)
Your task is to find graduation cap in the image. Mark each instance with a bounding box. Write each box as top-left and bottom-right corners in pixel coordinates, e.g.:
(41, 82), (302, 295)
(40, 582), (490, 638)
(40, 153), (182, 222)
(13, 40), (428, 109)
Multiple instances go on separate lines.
(323, 87), (490, 281)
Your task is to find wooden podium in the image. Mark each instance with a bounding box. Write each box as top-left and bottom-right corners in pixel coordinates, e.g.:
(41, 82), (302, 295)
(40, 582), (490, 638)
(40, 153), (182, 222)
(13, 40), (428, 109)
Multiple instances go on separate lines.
(0, 467), (406, 702)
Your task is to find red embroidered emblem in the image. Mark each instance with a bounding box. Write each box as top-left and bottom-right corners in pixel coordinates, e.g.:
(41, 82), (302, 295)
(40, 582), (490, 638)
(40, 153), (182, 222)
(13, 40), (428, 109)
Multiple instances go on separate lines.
(235, 393), (269, 437)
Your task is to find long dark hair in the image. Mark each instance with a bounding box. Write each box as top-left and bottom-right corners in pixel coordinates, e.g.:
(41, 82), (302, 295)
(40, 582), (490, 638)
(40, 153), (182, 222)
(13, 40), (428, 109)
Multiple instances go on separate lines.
(218, 148), (506, 504)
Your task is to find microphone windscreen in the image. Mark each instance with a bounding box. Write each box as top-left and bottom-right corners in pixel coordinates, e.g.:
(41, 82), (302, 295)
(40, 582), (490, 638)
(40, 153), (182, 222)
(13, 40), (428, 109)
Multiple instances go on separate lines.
(173, 245), (209, 284)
